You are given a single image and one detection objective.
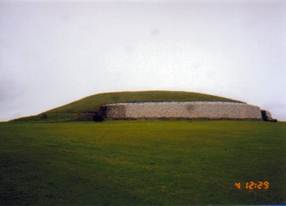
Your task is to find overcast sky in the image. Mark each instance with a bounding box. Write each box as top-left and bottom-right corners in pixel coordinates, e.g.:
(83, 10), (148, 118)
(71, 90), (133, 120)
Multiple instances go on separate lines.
(0, 0), (286, 121)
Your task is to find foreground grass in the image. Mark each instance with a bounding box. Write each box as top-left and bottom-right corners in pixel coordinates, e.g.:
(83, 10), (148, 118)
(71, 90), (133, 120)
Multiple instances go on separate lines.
(0, 120), (285, 205)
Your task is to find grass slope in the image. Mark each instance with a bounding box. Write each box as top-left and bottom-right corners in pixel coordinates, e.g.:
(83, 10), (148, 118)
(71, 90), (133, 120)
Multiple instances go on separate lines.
(14, 91), (241, 122)
(0, 120), (285, 205)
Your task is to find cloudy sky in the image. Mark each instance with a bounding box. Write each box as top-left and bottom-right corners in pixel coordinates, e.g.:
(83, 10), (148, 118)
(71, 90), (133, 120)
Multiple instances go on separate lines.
(0, 0), (285, 121)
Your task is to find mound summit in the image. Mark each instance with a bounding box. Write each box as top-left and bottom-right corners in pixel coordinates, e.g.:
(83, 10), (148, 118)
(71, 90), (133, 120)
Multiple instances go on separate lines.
(14, 91), (274, 122)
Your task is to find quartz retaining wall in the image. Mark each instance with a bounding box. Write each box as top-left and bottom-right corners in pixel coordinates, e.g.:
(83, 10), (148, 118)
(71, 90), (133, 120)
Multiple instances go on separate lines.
(103, 102), (263, 120)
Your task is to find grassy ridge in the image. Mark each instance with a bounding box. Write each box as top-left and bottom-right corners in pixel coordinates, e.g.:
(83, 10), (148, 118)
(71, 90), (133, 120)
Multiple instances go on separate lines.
(0, 120), (285, 205)
(14, 91), (241, 122)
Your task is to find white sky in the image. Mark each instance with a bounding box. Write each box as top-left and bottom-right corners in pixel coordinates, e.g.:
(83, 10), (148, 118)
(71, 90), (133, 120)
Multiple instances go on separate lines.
(0, 0), (286, 121)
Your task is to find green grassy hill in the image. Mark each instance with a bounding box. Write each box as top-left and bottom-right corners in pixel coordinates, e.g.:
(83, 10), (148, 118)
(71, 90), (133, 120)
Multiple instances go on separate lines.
(2, 91), (285, 205)
(14, 90), (241, 122)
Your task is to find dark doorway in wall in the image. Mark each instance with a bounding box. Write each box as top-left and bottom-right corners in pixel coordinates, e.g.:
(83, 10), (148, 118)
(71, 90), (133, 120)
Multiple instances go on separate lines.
(93, 112), (104, 121)
(93, 106), (108, 122)
(261, 110), (268, 121)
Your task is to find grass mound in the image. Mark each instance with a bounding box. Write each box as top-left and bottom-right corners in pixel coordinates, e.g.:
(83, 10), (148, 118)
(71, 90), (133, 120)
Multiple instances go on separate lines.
(14, 90), (241, 122)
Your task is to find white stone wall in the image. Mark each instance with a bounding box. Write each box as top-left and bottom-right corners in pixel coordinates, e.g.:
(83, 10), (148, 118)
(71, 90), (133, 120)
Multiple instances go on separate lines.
(104, 102), (263, 120)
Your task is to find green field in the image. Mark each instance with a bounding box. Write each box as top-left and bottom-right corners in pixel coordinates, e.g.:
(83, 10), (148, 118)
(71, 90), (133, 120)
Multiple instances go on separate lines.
(0, 120), (285, 205)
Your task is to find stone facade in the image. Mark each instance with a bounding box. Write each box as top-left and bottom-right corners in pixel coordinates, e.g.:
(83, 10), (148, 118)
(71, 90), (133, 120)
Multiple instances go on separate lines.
(102, 102), (264, 120)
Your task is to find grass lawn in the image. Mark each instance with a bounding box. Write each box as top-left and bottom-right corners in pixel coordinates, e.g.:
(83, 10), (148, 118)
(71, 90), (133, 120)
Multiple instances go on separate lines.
(0, 120), (285, 205)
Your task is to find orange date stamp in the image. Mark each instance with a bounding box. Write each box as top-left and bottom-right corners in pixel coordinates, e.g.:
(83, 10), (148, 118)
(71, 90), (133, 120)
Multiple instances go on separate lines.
(234, 181), (270, 191)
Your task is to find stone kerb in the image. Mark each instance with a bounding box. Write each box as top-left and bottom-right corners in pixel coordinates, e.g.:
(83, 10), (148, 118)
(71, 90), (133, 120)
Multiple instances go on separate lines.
(104, 102), (263, 120)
